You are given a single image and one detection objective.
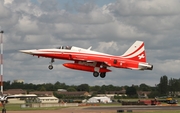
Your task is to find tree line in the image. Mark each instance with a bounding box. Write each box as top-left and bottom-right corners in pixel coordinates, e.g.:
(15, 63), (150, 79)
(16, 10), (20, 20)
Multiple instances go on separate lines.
(3, 75), (180, 98)
(3, 81), (153, 92)
(157, 75), (180, 97)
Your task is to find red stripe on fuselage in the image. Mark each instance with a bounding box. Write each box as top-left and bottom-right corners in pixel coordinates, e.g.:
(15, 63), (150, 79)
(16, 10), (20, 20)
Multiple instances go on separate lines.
(32, 50), (142, 69)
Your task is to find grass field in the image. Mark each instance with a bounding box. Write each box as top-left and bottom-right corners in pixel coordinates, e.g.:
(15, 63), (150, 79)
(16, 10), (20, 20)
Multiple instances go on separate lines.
(3, 101), (180, 113)
(4, 104), (180, 113)
(5, 104), (64, 111)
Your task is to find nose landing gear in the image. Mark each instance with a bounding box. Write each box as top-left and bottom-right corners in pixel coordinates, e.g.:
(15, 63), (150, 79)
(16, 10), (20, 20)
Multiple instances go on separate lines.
(48, 65), (53, 70)
(48, 58), (54, 70)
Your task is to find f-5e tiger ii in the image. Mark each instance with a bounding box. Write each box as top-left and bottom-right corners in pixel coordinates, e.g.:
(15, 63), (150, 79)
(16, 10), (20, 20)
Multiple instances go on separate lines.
(20, 41), (153, 78)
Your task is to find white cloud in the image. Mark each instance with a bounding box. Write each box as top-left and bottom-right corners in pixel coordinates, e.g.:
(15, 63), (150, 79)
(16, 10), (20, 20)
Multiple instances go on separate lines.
(1, 0), (180, 86)
(0, 1), (10, 18)
(15, 16), (39, 34)
(108, 0), (180, 16)
(4, 0), (14, 5)
(156, 60), (180, 74)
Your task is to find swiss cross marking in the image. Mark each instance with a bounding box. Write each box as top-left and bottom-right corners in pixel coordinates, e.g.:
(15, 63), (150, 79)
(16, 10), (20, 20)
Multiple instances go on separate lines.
(138, 54), (145, 59)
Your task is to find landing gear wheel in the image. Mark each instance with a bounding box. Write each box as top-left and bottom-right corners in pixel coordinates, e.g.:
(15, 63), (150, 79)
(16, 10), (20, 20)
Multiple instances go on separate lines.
(93, 71), (99, 77)
(100, 73), (106, 78)
(48, 65), (53, 70)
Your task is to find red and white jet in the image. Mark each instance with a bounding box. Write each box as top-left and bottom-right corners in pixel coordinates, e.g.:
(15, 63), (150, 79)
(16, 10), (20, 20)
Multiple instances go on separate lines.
(20, 41), (153, 78)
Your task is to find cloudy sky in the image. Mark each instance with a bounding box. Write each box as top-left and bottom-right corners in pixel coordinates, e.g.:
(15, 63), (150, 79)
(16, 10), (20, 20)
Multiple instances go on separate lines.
(0, 0), (180, 86)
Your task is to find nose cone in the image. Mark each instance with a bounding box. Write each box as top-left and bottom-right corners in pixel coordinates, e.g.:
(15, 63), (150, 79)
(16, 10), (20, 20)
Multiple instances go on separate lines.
(19, 50), (35, 54)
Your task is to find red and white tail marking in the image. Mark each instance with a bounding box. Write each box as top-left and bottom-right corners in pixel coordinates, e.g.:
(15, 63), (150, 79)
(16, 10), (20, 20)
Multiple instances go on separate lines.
(121, 41), (146, 62)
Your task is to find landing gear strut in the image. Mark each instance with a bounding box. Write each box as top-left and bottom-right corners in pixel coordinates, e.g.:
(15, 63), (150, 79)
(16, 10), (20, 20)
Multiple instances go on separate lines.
(2, 108), (6, 113)
(48, 58), (54, 70)
(1, 102), (6, 113)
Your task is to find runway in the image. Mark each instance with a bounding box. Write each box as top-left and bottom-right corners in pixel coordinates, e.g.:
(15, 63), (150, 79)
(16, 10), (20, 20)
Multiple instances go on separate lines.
(84, 105), (180, 111)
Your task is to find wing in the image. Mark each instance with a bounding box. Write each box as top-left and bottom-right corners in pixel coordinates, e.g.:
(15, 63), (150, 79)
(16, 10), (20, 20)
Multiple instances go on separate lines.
(71, 54), (112, 67)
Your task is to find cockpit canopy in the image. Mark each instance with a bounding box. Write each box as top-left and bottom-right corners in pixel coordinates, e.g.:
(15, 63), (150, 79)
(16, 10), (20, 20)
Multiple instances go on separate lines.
(57, 46), (72, 50)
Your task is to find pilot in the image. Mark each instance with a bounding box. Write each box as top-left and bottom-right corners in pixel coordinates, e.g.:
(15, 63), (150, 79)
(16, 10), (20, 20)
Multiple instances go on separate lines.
(66, 46), (70, 49)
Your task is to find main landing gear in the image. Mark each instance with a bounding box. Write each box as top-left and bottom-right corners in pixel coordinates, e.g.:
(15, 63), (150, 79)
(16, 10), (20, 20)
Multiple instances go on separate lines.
(93, 71), (106, 78)
(48, 58), (54, 70)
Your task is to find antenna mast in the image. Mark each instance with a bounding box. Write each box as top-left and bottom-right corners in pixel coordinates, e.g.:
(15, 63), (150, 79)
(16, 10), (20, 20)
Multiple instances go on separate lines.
(0, 30), (4, 93)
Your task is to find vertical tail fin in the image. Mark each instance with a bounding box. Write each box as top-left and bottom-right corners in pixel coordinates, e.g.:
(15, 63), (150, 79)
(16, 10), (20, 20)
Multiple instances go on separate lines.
(121, 41), (146, 62)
